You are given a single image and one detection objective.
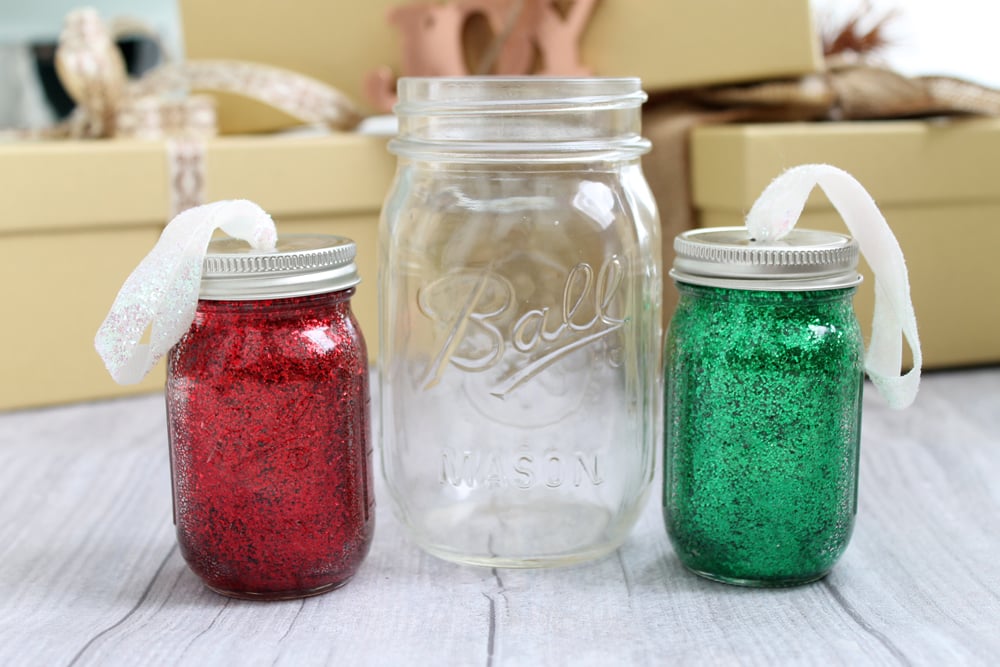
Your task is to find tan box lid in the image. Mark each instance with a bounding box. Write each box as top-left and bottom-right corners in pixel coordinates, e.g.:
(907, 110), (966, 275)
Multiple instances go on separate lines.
(0, 134), (393, 233)
(584, 0), (821, 91)
(691, 119), (1000, 211)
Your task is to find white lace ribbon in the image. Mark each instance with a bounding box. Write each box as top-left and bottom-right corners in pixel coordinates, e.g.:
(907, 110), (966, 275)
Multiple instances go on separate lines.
(745, 164), (921, 409)
(95, 200), (277, 385)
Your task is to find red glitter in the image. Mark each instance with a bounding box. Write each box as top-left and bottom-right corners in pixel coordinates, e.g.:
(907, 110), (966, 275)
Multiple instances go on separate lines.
(166, 289), (373, 599)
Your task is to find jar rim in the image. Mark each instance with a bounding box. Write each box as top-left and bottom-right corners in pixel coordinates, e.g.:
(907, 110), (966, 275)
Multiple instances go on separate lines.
(390, 76), (650, 162)
(393, 76), (647, 114)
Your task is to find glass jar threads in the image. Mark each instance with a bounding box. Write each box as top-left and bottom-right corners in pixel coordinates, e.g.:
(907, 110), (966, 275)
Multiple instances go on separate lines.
(379, 77), (661, 567)
(166, 235), (374, 599)
(663, 227), (865, 586)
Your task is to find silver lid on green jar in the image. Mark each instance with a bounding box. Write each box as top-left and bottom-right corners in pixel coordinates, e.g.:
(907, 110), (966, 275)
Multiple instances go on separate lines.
(199, 234), (360, 300)
(671, 227), (862, 291)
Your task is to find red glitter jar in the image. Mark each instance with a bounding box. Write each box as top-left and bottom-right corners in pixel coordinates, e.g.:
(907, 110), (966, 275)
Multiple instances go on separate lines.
(165, 235), (373, 600)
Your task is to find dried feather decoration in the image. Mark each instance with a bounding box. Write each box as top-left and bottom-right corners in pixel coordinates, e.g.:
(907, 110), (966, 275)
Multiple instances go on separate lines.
(821, 0), (899, 62)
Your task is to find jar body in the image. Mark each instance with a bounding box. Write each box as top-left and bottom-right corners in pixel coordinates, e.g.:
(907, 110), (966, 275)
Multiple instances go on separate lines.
(379, 159), (661, 566)
(166, 290), (373, 599)
(663, 282), (864, 586)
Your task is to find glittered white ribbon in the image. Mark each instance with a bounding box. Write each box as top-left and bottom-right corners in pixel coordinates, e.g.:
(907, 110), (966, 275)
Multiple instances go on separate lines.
(95, 200), (277, 385)
(745, 164), (921, 409)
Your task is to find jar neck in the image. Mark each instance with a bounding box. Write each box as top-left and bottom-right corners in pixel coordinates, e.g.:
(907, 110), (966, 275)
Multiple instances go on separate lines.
(675, 281), (857, 304)
(390, 77), (650, 164)
(195, 288), (355, 317)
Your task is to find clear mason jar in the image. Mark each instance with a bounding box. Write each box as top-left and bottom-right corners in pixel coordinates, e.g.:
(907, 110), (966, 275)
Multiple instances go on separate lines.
(664, 227), (865, 586)
(379, 77), (661, 567)
(166, 235), (374, 599)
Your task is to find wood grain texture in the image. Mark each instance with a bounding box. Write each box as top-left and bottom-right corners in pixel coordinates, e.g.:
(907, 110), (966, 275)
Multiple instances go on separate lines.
(1, 368), (998, 666)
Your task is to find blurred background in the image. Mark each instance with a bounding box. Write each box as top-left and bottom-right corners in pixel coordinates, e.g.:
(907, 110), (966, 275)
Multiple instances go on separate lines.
(0, 0), (182, 128)
(2, 0), (999, 127)
(812, 0), (1000, 88)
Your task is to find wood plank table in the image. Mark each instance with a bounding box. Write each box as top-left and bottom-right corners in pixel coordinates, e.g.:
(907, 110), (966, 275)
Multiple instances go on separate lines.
(2, 368), (998, 666)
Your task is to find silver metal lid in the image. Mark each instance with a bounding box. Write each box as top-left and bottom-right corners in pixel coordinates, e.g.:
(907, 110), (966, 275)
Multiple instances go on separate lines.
(199, 234), (360, 300)
(671, 227), (861, 291)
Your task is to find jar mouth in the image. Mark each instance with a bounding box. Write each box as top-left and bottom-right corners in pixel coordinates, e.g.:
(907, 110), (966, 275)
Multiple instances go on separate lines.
(393, 76), (648, 114)
(390, 76), (650, 162)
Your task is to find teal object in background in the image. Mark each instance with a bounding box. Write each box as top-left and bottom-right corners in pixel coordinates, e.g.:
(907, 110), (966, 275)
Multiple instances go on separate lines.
(663, 228), (865, 587)
(0, 0), (181, 129)
(0, 0), (182, 50)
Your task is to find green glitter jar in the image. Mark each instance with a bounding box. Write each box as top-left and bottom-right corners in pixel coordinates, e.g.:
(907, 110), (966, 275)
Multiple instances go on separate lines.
(664, 227), (865, 587)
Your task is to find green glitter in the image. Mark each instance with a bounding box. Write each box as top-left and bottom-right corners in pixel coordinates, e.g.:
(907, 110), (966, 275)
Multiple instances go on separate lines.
(663, 282), (864, 587)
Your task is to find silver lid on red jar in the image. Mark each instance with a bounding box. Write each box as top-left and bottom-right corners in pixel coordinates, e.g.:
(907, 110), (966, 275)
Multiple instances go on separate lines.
(199, 234), (360, 300)
(671, 227), (861, 291)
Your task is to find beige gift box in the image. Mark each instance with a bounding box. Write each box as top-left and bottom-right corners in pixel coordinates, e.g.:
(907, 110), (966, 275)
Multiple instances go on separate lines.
(180, 0), (822, 133)
(0, 134), (393, 411)
(689, 118), (1000, 368)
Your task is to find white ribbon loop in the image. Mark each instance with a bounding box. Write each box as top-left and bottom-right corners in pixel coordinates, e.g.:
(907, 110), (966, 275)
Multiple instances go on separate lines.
(745, 164), (921, 409)
(95, 200), (277, 385)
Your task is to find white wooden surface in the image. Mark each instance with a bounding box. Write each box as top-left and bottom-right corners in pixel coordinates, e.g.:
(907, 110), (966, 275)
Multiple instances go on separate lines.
(1, 368), (999, 666)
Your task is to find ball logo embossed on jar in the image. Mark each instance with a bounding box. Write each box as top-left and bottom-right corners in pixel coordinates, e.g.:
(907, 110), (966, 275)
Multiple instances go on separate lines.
(417, 255), (628, 398)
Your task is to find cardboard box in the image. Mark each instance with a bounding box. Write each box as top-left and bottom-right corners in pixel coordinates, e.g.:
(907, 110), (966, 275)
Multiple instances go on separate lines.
(179, 0), (822, 132)
(689, 118), (1000, 368)
(582, 0), (821, 91)
(0, 133), (394, 411)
